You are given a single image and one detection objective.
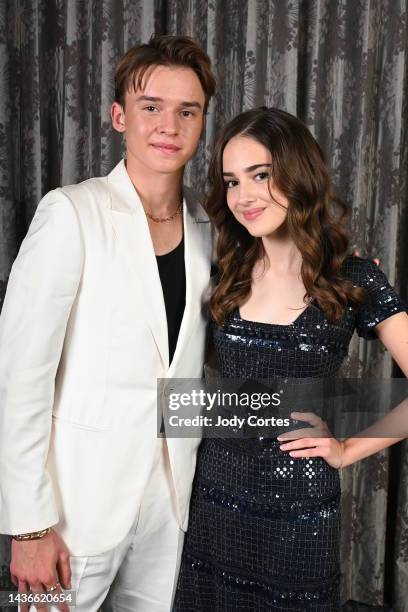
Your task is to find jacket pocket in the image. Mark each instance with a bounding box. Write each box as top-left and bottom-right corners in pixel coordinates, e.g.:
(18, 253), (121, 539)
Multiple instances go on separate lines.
(51, 413), (109, 432)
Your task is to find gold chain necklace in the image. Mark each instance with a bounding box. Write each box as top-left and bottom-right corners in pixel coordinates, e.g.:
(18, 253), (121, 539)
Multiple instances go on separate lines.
(145, 202), (183, 223)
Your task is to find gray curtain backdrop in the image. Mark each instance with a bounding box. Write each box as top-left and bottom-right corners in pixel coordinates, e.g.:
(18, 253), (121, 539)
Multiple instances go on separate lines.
(0, 0), (407, 609)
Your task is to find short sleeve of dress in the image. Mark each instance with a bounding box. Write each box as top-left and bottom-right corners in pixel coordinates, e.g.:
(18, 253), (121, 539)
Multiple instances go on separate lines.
(348, 257), (407, 340)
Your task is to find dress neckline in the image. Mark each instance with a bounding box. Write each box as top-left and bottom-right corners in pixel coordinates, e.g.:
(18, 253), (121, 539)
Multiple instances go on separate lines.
(236, 305), (311, 328)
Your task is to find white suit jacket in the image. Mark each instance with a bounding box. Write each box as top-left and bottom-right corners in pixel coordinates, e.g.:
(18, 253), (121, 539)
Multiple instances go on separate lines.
(0, 160), (213, 555)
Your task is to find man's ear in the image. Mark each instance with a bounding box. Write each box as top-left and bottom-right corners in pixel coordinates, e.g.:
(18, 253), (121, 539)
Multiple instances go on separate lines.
(111, 102), (126, 133)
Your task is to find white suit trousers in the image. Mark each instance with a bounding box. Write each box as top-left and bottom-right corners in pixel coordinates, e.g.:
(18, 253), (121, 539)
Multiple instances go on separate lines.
(27, 438), (184, 612)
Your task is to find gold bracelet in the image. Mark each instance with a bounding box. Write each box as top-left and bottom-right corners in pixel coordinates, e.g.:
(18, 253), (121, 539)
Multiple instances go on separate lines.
(12, 527), (51, 541)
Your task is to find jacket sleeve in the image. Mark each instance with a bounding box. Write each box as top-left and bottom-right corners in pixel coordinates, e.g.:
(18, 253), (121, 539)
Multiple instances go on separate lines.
(0, 189), (84, 534)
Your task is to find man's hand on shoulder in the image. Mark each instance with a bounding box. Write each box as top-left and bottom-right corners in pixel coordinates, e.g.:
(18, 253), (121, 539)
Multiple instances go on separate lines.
(351, 249), (380, 266)
(10, 529), (71, 612)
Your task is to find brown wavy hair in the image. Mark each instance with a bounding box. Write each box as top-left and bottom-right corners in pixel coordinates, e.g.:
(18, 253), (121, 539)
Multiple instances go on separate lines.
(207, 107), (366, 326)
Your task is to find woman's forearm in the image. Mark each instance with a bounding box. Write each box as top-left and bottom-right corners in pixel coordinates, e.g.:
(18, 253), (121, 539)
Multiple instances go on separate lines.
(342, 435), (403, 467)
(342, 398), (408, 466)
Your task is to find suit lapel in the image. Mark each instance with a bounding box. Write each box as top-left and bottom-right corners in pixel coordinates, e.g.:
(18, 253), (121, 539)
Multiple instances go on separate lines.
(106, 160), (212, 374)
(107, 161), (169, 368)
(168, 188), (212, 377)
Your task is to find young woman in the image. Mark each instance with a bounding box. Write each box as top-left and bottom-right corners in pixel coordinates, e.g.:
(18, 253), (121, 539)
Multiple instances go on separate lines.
(173, 107), (408, 611)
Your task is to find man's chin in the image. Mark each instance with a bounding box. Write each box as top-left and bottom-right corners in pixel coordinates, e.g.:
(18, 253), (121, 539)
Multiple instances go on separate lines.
(153, 164), (186, 175)
(147, 155), (188, 174)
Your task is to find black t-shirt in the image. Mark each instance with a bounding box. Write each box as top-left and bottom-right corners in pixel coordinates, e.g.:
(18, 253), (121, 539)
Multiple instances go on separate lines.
(156, 238), (186, 364)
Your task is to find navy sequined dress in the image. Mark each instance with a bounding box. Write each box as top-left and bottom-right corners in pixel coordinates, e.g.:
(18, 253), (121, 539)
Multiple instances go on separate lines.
(173, 257), (406, 612)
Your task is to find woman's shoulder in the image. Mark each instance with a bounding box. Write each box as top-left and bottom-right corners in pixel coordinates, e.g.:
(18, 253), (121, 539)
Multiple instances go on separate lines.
(341, 255), (406, 339)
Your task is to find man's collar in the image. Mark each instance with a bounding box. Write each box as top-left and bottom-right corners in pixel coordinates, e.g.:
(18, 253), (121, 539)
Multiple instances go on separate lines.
(107, 158), (208, 222)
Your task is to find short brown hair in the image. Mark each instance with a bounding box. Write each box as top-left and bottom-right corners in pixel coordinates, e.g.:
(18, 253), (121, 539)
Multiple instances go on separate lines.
(115, 34), (216, 114)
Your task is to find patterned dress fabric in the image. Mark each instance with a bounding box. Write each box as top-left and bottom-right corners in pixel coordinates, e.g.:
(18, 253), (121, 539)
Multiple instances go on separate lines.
(173, 257), (406, 611)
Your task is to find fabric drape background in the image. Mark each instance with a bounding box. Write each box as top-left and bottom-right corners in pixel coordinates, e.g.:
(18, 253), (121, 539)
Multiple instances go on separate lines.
(0, 1), (407, 610)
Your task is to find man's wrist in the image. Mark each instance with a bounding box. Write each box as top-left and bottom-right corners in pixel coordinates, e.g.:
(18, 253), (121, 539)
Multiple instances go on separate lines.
(12, 527), (52, 541)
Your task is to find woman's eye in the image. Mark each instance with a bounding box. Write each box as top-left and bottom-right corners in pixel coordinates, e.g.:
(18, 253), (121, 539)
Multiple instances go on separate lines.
(224, 180), (238, 189)
(254, 172), (270, 181)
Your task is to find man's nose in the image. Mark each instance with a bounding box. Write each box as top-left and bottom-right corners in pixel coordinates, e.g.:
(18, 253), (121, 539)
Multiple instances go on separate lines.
(157, 112), (179, 135)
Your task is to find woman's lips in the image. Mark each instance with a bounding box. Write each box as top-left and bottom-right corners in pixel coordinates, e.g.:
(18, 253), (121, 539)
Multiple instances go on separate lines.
(243, 208), (264, 221)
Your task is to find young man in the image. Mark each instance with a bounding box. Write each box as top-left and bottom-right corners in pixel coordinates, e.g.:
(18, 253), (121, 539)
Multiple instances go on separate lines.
(0, 35), (216, 611)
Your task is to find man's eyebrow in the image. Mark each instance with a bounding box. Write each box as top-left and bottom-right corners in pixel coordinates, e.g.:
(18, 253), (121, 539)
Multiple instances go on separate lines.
(136, 95), (161, 102)
(180, 101), (203, 109)
(135, 95), (202, 109)
(222, 163), (272, 176)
